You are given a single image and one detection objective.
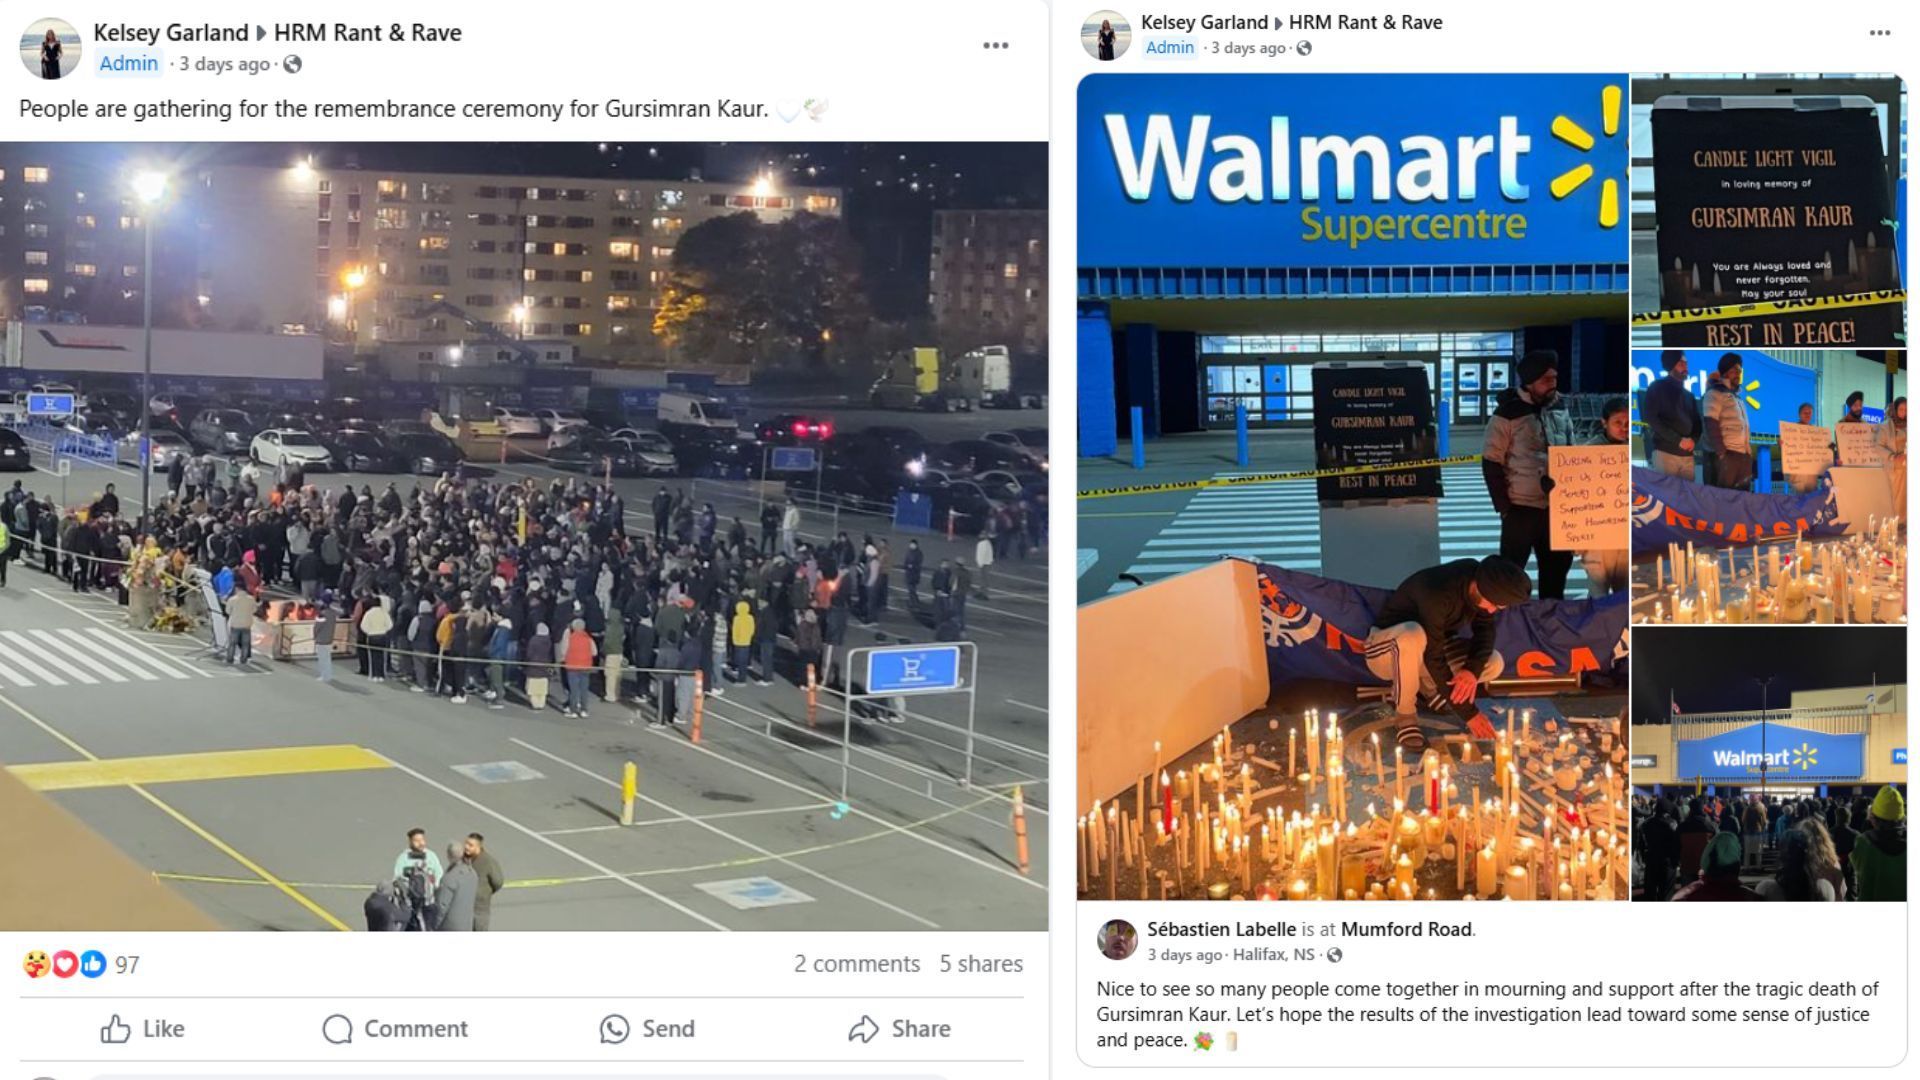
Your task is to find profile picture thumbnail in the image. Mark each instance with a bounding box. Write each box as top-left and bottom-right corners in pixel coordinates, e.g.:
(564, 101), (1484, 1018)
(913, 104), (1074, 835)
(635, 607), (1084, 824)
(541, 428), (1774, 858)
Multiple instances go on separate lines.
(1096, 918), (1138, 960)
(21, 18), (78, 80)
(1082, 11), (1131, 61)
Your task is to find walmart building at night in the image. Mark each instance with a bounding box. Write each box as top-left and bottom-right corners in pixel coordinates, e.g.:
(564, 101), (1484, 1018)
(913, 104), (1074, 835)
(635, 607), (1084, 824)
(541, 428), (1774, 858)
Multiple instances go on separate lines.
(1078, 73), (1632, 454)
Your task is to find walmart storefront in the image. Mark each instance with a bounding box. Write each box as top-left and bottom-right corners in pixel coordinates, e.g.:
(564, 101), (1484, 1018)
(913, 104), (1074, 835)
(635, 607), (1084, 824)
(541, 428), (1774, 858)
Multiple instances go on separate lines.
(1078, 73), (1632, 454)
(1632, 684), (1908, 799)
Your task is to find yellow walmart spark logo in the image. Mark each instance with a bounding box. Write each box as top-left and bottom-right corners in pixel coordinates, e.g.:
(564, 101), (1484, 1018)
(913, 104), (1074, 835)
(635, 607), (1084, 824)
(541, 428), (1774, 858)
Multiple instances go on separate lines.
(1742, 379), (1762, 410)
(1547, 85), (1623, 228)
(1791, 742), (1819, 771)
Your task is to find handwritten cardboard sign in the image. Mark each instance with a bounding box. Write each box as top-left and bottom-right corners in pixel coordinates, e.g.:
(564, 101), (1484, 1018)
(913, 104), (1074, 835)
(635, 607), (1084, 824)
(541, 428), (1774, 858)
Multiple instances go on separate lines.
(1549, 444), (1628, 551)
(1835, 422), (1886, 466)
(1777, 421), (1834, 475)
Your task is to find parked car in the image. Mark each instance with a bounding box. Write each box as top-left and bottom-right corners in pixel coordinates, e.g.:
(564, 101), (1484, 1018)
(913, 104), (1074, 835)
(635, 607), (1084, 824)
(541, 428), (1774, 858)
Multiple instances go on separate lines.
(984, 429), (1050, 467)
(189, 409), (258, 454)
(249, 429), (333, 470)
(319, 428), (407, 472)
(0, 427), (30, 471)
(387, 431), (465, 475)
(114, 429), (194, 471)
(0, 391), (27, 426)
(930, 438), (1032, 475)
(546, 432), (675, 477)
(492, 406), (542, 437)
(754, 413), (835, 444)
(534, 408), (589, 434)
(902, 476), (1005, 534)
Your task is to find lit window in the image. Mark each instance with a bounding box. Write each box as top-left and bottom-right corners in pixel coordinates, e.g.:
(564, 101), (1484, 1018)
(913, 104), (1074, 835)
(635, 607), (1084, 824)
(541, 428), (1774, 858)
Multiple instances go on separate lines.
(23, 167), (50, 183)
(74, 214), (96, 229)
(71, 263), (97, 277)
(24, 251), (49, 266)
(609, 241), (636, 259)
(23, 278), (49, 294)
(578, 270), (593, 283)
(1003, 262), (1019, 280)
(651, 246), (674, 260)
(607, 295), (635, 312)
(122, 264), (140, 278)
(651, 216), (683, 232)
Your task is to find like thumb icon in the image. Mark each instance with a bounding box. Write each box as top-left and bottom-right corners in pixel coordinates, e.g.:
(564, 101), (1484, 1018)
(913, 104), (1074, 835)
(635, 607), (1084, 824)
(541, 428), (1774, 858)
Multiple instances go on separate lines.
(101, 1015), (132, 1044)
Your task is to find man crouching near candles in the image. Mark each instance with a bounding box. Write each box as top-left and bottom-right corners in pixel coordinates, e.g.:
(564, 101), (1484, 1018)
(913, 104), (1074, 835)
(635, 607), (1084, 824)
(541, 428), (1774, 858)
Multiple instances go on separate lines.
(1362, 555), (1532, 753)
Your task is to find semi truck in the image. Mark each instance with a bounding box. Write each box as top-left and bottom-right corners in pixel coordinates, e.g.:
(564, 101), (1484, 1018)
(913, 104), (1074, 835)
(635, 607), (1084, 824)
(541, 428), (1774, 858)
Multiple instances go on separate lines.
(868, 344), (1023, 411)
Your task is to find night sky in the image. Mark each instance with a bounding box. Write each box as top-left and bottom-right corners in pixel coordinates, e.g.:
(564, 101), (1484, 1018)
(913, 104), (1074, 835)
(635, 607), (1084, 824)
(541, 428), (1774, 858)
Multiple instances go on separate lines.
(1632, 626), (1905, 722)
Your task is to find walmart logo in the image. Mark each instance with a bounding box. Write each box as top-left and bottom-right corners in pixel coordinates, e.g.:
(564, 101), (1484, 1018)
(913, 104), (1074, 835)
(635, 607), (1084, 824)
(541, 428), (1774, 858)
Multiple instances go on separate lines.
(1548, 85), (1623, 228)
(1791, 742), (1819, 771)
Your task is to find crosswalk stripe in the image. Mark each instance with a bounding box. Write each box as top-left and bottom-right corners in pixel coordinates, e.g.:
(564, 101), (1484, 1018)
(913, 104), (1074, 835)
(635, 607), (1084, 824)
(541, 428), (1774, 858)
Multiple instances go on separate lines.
(82, 628), (198, 680)
(0, 653), (33, 687)
(1109, 467), (1591, 598)
(61, 629), (163, 681)
(29, 629), (129, 683)
(0, 630), (86, 685)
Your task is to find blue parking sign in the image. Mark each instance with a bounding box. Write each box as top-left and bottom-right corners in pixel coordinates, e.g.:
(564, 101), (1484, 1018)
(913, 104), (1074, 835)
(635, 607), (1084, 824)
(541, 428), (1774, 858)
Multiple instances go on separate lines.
(865, 645), (962, 695)
(27, 392), (74, 416)
(770, 446), (817, 472)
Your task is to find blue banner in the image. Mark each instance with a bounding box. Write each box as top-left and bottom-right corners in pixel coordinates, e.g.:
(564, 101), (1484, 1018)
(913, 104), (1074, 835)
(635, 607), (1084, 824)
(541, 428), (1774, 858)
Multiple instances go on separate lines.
(1631, 466), (1849, 554)
(1629, 350), (1820, 430)
(1675, 722), (1866, 781)
(1255, 563), (1628, 688)
(1079, 73), (1629, 268)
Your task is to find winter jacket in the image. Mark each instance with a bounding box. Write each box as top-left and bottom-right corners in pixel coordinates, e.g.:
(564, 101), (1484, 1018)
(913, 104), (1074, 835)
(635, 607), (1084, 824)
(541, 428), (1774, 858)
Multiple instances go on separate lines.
(1643, 373), (1702, 457)
(525, 631), (556, 678)
(730, 601), (755, 647)
(1481, 386), (1572, 512)
(1701, 374), (1751, 455)
(562, 627), (597, 671)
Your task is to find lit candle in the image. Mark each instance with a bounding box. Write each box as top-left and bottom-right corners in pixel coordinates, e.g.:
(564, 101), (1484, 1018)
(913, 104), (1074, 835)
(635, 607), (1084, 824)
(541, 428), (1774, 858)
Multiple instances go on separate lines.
(1078, 817), (1089, 892)
(1289, 727), (1297, 778)
(1506, 863), (1531, 901)
(1371, 731), (1383, 787)
(1161, 771), (1174, 836)
(1394, 744), (1406, 803)
(1152, 741), (1162, 796)
(1476, 841), (1497, 897)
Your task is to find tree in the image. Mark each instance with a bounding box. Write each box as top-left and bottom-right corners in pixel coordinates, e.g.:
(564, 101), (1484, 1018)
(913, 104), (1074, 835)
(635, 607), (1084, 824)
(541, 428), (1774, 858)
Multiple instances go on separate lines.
(651, 210), (869, 371)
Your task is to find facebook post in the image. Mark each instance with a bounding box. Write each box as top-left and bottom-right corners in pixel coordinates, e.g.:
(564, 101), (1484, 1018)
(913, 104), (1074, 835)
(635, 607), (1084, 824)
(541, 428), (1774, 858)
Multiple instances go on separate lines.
(2, 1), (1048, 1075)
(1059, 3), (1910, 1075)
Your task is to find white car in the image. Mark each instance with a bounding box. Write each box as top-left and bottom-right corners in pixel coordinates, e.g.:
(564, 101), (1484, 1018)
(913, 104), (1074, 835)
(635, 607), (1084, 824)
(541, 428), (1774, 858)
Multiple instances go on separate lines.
(492, 407), (542, 437)
(250, 429), (333, 470)
(535, 408), (588, 434)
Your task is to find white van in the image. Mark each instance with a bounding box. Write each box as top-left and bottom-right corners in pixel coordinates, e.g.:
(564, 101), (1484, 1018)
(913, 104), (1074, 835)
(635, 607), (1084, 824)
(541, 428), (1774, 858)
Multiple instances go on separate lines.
(657, 392), (737, 436)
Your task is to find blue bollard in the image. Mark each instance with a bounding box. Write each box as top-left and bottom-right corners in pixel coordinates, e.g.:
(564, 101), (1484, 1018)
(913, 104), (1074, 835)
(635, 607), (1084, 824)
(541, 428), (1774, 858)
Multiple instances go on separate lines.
(1756, 446), (1772, 494)
(1130, 406), (1146, 470)
(1235, 403), (1249, 468)
(1437, 397), (1451, 459)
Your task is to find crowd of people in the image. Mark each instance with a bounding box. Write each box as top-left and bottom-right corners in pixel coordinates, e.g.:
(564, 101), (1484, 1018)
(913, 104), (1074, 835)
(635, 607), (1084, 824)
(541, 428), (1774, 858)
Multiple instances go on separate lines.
(1643, 349), (1907, 515)
(1632, 786), (1907, 902)
(2, 461), (1034, 728)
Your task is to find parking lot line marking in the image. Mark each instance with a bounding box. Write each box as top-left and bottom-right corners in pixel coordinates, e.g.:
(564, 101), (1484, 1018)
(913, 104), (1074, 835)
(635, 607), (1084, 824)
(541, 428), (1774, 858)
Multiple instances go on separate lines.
(370, 749), (734, 931)
(59, 629), (162, 681)
(0, 689), (350, 931)
(7, 743), (391, 792)
(1006, 699), (1048, 715)
(640, 706), (1045, 891)
(28, 589), (208, 678)
(541, 801), (835, 835)
(511, 737), (941, 929)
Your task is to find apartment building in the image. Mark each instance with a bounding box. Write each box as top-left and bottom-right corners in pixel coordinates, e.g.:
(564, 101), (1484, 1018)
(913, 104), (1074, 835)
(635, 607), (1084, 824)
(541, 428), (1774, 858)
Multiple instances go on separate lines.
(929, 208), (1047, 355)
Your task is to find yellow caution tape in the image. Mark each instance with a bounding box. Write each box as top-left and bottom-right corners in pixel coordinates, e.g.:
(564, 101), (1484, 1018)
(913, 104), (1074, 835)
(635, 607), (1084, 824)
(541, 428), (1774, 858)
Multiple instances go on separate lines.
(1632, 289), (1906, 327)
(1077, 454), (1483, 501)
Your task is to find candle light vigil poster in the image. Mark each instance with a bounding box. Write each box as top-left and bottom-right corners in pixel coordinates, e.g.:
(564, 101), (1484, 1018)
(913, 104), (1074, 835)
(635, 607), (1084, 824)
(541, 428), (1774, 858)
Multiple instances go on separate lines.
(1633, 74), (1907, 348)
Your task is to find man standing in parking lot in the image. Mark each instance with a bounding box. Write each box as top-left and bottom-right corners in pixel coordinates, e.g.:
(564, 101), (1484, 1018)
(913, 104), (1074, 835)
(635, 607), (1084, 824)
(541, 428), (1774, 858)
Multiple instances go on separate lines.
(760, 500), (781, 553)
(780, 500), (801, 556)
(651, 486), (671, 544)
(902, 539), (924, 609)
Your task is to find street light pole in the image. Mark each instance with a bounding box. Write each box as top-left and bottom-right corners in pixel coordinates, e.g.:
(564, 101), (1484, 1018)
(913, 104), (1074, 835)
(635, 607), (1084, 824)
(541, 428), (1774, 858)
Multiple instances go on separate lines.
(133, 177), (165, 528)
(1754, 675), (1774, 799)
